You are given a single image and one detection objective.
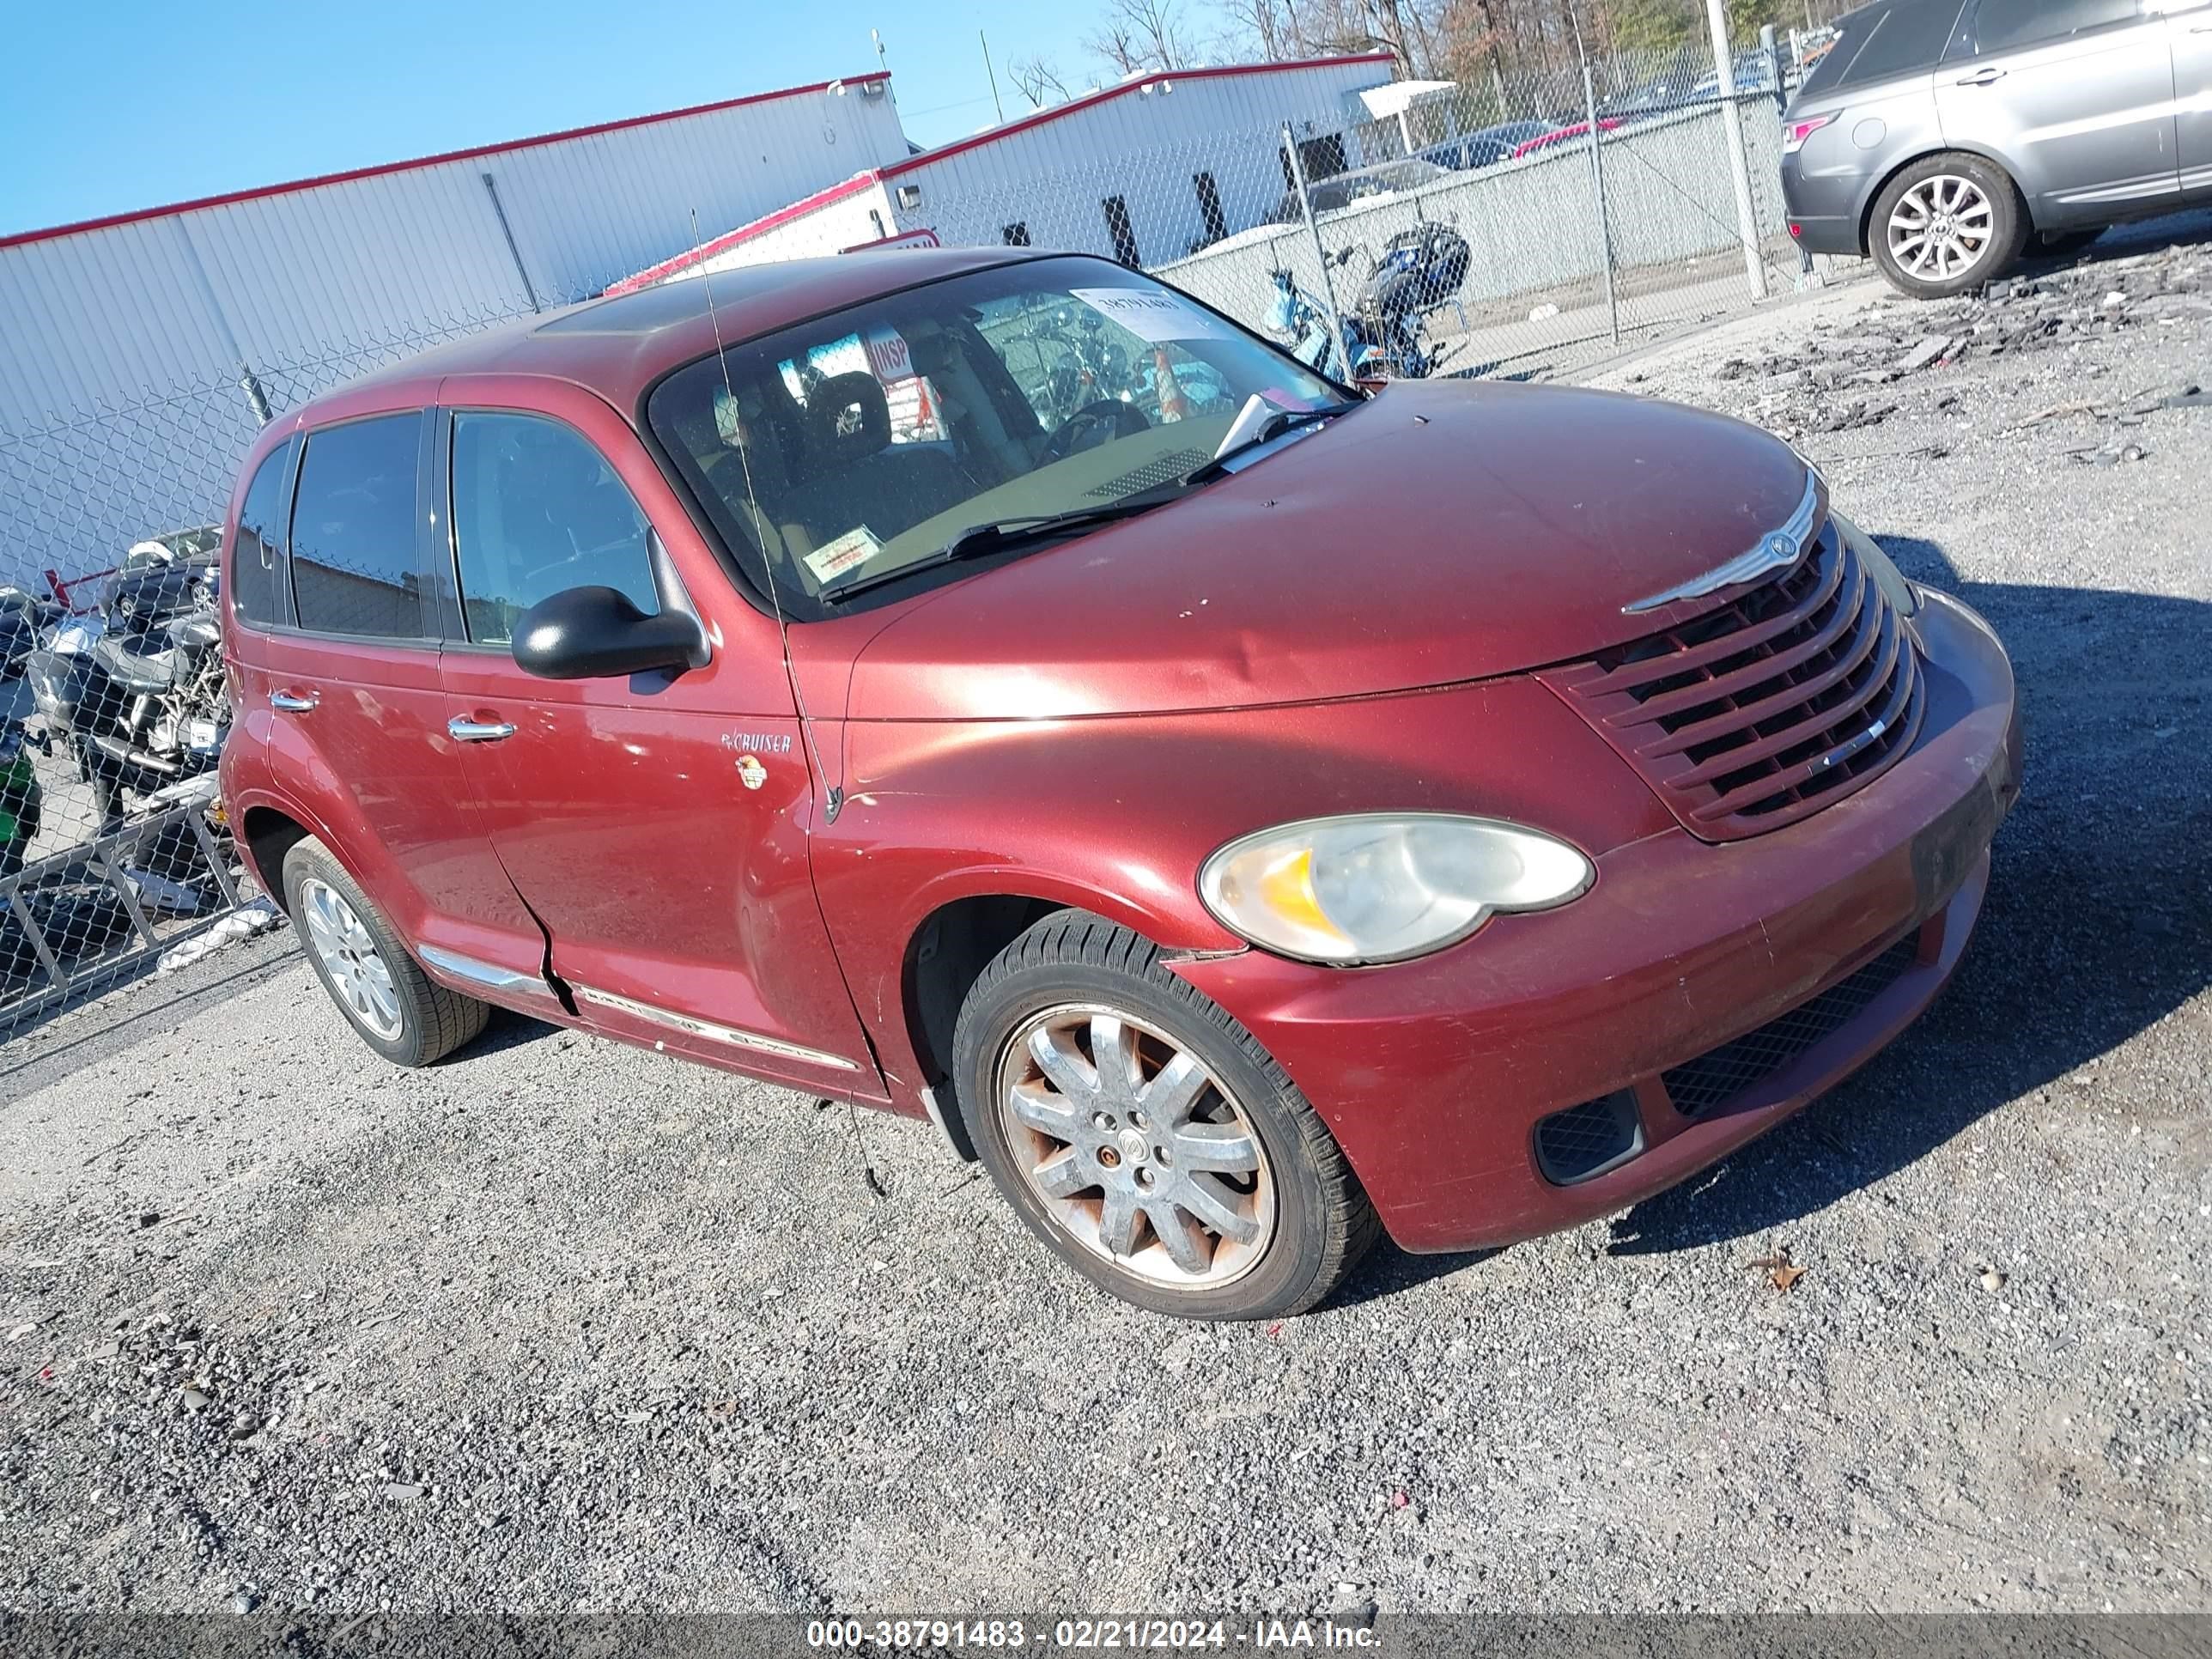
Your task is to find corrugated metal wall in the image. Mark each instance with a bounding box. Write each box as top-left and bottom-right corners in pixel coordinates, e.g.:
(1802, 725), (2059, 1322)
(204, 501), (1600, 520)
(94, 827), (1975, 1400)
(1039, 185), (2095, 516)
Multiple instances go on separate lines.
(0, 80), (907, 586)
(887, 61), (1391, 264)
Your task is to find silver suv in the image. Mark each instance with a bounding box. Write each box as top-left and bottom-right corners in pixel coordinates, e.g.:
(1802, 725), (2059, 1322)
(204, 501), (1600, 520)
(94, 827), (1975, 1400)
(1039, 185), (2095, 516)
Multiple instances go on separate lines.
(1780, 0), (2212, 296)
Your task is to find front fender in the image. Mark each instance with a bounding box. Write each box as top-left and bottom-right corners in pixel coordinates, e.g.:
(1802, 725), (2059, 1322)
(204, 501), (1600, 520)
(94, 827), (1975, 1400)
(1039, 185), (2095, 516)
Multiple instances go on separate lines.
(810, 678), (1673, 1101)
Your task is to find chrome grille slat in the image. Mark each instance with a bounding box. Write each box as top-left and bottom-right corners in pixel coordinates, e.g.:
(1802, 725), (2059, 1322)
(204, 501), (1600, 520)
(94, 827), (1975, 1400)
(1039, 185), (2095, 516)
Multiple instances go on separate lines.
(1536, 527), (1926, 843)
(1691, 637), (1917, 820)
(1581, 535), (1846, 702)
(1634, 562), (1883, 757)
(1668, 601), (1899, 787)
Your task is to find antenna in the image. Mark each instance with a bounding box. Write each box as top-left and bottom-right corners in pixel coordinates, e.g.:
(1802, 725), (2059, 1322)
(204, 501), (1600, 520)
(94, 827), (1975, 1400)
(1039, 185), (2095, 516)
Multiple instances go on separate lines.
(687, 207), (842, 825)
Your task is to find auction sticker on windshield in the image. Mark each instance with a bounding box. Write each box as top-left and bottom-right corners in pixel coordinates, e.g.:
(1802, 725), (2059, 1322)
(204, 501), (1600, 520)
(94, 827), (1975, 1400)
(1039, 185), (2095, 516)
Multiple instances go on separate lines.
(805, 525), (883, 585)
(1070, 288), (1235, 343)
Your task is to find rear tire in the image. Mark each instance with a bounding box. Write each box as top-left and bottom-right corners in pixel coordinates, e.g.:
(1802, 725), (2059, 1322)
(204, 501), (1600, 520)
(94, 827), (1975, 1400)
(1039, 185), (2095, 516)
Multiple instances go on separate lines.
(951, 910), (1379, 1320)
(282, 836), (488, 1067)
(1868, 152), (2026, 299)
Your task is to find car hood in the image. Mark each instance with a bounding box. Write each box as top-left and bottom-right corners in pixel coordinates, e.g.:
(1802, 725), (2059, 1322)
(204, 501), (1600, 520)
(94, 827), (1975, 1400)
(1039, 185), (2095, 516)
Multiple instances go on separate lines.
(842, 379), (1817, 721)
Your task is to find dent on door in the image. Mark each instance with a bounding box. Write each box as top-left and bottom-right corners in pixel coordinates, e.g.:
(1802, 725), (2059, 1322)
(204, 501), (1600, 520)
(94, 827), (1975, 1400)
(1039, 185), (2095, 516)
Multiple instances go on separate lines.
(435, 657), (884, 1097)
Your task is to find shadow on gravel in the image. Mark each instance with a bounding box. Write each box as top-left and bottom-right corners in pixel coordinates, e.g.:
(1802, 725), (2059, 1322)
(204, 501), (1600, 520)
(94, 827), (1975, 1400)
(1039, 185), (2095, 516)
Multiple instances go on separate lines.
(1597, 536), (2212, 1255)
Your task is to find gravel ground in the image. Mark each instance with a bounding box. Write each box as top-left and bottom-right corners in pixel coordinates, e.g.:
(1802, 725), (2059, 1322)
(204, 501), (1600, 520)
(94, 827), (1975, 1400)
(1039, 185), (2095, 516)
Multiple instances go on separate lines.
(3, 224), (2208, 1621)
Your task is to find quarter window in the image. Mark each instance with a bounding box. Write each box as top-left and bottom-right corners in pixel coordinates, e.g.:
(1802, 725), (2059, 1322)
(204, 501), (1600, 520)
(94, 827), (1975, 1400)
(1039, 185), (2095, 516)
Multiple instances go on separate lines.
(1967, 0), (2136, 52)
(289, 415), (428, 640)
(229, 438), (293, 629)
(449, 412), (657, 647)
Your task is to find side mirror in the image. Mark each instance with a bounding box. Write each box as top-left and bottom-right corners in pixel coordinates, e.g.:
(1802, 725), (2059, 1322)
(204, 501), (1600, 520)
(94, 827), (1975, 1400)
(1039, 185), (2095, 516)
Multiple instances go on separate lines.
(512, 586), (707, 682)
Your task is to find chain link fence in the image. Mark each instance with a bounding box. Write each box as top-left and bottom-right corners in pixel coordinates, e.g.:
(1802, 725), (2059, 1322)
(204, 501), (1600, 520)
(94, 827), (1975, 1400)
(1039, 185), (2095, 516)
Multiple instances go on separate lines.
(0, 27), (1844, 1038)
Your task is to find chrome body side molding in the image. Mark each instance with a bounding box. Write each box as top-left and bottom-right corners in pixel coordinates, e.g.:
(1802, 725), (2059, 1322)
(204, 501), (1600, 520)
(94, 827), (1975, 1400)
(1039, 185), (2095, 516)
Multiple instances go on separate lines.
(570, 983), (863, 1072)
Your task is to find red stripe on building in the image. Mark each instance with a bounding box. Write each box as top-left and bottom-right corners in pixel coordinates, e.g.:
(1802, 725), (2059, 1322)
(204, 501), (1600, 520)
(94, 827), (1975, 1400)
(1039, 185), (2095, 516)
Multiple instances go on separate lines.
(0, 72), (892, 252)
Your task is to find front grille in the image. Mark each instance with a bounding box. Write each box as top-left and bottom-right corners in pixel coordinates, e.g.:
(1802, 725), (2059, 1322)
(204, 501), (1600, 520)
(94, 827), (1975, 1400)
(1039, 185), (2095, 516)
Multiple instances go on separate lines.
(1534, 1091), (1644, 1185)
(1538, 524), (1925, 841)
(1662, 938), (1920, 1118)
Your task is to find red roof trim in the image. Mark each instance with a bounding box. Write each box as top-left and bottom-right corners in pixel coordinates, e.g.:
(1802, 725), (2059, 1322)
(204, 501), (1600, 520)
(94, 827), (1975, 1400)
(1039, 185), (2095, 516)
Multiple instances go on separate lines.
(878, 52), (1394, 178)
(602, 172), (887, 294)
(0, 71), (892, 252)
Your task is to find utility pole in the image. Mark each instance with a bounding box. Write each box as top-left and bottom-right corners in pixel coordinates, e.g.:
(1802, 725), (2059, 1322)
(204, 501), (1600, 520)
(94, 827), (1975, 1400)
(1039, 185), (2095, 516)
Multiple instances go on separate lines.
(871, 28), (888, 76)
(1704, 0), (1771, 299)
(980, 29), (1006, 125)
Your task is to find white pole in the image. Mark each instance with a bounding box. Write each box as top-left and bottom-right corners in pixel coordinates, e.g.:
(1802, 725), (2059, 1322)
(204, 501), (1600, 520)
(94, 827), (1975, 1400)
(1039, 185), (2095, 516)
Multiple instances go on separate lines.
(1704, 0), (1771, 300)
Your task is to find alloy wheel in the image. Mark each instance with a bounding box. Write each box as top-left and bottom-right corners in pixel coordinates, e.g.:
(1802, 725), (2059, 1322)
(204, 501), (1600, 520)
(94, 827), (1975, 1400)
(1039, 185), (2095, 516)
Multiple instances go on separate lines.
(994, 1004), (1277, 1288)
(1887, 175), (1994, 283)
(299, 876), (403, 1041)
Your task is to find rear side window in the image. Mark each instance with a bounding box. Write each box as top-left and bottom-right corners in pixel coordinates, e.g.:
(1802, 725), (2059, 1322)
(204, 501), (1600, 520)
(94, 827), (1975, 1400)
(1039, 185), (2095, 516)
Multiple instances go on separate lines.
(448, 412), (656, 647)
(1800, 0), (1969, 93)
(229, 439), (293, 629)
(289, 414), (428, 640)
(1965, 0), (2138, 52)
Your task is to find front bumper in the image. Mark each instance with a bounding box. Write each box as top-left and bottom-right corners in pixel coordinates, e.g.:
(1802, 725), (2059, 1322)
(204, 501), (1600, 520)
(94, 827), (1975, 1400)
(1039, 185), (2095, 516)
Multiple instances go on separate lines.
(1172, 588), (2020, 1253)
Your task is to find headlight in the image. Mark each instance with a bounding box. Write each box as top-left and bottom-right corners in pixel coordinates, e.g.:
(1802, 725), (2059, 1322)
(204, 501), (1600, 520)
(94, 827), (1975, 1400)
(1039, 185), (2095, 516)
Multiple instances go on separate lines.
(1831, 509), (1920, 617)
(1198, 812), (1593, 966)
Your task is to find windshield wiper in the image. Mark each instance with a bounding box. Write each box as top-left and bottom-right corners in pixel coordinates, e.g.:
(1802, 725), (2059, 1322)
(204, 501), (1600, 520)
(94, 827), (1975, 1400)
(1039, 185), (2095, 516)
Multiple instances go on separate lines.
(818, 495), (1178, 606)
(1179, 401), (1360, 488)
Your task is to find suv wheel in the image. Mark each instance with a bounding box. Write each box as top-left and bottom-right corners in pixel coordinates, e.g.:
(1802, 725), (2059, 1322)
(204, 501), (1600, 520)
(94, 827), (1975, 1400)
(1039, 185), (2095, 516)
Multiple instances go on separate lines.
(951, 911), (1379, 1320)
(1869, 153), (2025, 299)
(283, 836), (489, 1066)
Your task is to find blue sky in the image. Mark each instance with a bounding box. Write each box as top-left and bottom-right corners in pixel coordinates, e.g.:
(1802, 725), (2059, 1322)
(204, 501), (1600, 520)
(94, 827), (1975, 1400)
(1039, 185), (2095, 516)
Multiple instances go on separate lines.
(0, 0), (1115, 236)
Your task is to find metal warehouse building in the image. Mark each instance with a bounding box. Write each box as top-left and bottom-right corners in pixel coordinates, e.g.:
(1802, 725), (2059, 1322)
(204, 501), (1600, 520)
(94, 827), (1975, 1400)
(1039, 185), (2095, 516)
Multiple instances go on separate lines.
(0, 73), (905, 588)
(607, 55), (1396, 291)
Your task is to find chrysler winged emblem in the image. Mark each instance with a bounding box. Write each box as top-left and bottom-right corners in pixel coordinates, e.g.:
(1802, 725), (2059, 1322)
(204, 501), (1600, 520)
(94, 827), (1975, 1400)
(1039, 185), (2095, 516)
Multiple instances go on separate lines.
(1624, 472), (1821, 614)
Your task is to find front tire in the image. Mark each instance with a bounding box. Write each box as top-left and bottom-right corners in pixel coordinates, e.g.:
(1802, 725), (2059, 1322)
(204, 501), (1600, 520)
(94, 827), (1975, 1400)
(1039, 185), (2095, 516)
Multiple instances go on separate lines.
(1869, 153), (2025, 299)
(282, 836), (488, 1066)
(951, 911), (1378, 1320)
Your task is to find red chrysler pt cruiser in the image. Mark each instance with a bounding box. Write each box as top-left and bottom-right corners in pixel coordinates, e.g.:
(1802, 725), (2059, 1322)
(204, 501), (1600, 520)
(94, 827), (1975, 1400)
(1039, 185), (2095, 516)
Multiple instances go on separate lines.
(218, 249), (2019, 1319)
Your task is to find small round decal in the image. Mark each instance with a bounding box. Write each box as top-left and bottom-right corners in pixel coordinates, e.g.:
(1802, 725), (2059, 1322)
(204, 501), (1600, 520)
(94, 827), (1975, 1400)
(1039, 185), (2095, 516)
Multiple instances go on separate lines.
(736, 755), (768, 790)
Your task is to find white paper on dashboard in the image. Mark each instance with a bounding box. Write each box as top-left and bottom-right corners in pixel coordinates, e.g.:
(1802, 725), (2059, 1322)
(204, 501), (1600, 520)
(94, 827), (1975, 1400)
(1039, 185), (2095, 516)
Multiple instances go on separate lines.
(1069, 288), (1237, 343)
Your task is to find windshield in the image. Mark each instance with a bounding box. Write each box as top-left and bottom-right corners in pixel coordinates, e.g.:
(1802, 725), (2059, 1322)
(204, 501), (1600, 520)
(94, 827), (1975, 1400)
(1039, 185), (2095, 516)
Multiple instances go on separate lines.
(647, 257), (1342, 617)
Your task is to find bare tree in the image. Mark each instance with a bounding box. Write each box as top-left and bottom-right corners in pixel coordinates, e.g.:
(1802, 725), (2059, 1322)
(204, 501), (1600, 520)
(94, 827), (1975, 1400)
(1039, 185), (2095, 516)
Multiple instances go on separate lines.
(1085, 0), (1198, 74)
(1009, 53), (1073, 106)
(1220, 0), (1290, 57)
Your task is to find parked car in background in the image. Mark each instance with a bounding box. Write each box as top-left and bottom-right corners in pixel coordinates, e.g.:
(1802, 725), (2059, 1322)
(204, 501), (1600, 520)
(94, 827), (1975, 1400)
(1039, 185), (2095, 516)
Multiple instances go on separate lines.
(1419, 119), (1555, 169)
(221, 247), (2018, 1322)
(1512, 118), (1624, 158)
(1269, 157), (1449, 222)
(1780, 0), (2212, 297)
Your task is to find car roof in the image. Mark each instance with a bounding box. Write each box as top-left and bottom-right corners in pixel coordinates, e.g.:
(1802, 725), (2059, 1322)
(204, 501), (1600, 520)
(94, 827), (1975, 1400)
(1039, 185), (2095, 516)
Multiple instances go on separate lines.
(304, 245), (1054, 422)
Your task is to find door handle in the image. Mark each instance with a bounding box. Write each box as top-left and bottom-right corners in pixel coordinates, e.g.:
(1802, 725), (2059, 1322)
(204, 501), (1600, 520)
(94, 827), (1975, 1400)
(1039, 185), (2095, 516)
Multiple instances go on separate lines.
(269, 690), (318, 713)
(1955, 66), (2007, 84)
(447, 716), (517, 743)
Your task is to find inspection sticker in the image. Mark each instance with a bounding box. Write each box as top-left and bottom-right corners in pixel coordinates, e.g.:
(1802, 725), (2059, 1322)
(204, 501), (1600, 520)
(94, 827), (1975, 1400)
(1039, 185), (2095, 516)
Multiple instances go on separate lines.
(1069, 287), (1234, 343)
(804, 524), (883, 585)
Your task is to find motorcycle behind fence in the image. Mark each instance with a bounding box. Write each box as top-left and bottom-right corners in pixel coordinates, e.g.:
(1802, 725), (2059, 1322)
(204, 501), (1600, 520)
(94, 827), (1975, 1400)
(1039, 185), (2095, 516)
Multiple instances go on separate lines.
(23, 538), (230, 836)
(1267, 217), (1474, 383)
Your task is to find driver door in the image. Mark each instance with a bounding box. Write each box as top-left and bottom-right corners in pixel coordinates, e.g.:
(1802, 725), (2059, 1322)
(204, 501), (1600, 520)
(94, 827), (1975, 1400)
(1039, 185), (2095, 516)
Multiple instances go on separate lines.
(430, 379), (884, 1099)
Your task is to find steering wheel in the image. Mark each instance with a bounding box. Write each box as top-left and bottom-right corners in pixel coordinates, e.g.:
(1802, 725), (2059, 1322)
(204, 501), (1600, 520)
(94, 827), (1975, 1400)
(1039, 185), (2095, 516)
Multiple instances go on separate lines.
(1040, 398), (1149, 463)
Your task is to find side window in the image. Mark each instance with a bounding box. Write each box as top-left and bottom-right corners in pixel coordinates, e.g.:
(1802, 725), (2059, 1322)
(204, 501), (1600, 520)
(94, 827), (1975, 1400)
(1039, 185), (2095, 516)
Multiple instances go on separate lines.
(229, 438), (293, 629)
(1969, 0), (2138, 52)
(449, 412), (656, 647)
(289, 415), (428, 639)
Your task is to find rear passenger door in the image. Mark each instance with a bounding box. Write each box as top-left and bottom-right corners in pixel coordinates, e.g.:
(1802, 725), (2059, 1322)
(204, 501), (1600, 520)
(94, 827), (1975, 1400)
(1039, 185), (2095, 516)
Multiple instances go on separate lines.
(431, 385), (883, 1097)
(255, 406), (546, 975)
(2159, 0), (2212, 191)
(1937, 0), (2179, 215)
